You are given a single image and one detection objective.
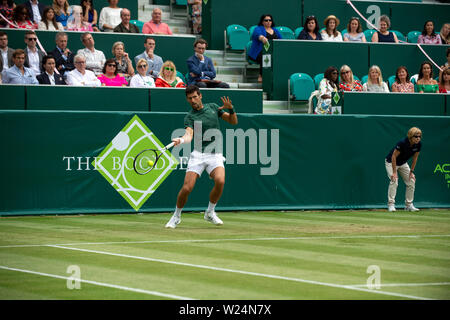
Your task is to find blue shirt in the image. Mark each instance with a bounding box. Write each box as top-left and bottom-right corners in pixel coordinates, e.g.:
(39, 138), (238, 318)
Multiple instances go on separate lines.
(386, 137), (421, 166)
(248, 26), (282, 60)
(186, 54), (216, 85)
(2, 65), (38, 84)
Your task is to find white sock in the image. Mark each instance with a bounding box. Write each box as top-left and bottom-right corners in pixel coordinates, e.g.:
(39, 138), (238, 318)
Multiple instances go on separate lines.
(207, 202), (216, 213)
(174, 207), (182, 217)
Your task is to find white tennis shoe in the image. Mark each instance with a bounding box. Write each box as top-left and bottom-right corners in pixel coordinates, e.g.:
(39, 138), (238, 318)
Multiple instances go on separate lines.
(405, 204), (419, 212)
(204, 211), (223, 225)
(165, 214), (181, 228)
(388, 205), (396, 212)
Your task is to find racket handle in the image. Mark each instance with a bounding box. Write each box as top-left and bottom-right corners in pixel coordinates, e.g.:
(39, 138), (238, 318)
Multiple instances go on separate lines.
(164, 142), (175, 150)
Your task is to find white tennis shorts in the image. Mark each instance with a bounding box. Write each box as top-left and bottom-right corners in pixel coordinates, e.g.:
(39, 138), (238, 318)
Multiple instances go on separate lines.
(187, 150), (225, 177)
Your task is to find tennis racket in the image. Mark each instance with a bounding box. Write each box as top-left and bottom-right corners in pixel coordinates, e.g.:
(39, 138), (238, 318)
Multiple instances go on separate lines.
(133, 142), (175, 175)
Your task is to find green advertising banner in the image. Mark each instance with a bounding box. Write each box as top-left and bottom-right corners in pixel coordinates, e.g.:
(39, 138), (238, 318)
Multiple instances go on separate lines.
(1, 111), (449, 216)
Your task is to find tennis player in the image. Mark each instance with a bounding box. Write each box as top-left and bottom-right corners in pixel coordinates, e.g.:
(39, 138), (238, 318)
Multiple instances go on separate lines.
(385, 127), (422, 212)
(165, 85), (238, 228)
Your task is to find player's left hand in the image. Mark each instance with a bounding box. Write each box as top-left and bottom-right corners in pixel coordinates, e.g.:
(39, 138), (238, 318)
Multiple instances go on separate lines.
(218, 96), (233, 110)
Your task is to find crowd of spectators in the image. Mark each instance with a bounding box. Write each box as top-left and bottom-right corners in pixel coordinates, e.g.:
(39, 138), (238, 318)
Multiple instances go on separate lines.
(0, 2), (448, 97)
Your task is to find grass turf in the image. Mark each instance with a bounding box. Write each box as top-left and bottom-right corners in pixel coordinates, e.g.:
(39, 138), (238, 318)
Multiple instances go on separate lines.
(0, 209), (449, 300)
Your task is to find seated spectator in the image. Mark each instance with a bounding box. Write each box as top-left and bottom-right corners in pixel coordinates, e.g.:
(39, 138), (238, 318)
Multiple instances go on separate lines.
(418, 20), (442, 45)
(0, 0), (16, 28)
(98, 0), (121, 32)
(371, 15), (398, 43)
(23, 31), (45, 76)
(81, 0), (99, 32)
(439, 23), (449, 45)
(67, 5), (93, 31)
(129, 58), (155, 88)
(142, 7), (172, 35)
(113, 8), (139, 33)
(77, 32), (105, 75)
(439, 47), (450, 81)
(133, 37), (163, 78)
(315, 66), (339, 114)
(66, 53), (101, 86)
(391, 66), (414, 93)
(24, 0), (45, 24)
(49, 32), (74, 76)
(36, 55), (66, 85)
(112, 41), (134, 80)
(339, 65), (362, 91)
(1, 48), (38, 84)
(187, 38), (229, 88)
(188, 0), (201, 35)
(321, 15), (343, 42)
(97, 58), (127, 86)
(248, 14), (282, 83)
(343, 17), (366, 42)
(416, 61), (439, 93)
(53, 0), (71, 29)
(297, 15), (322, 41)
(10, 4), (37, 29)
(38, 6), (64, 30)
(439, 67), (450, 93)
(155, 60), (185, 88)
(0, 31), (15, 72)
(363, 65), (389, 92)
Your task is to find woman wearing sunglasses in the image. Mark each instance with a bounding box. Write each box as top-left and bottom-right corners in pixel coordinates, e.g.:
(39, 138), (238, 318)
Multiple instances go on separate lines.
(129, 58), (155, 88)
(10, 4), (36, 29)
(155, 60), (186, 88)
(97, 58), (127, 86)
(248, 14), (282, 83)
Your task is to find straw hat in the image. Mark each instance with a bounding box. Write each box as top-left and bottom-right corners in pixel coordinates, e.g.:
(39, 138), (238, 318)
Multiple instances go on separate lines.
(324, 15), (340, 27)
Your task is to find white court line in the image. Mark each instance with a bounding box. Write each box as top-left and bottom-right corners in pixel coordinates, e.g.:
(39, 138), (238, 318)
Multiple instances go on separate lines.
(49, 245), (434, 300)
(348, 282), (450, 288)
(1, 234), (449, 249)
(0, 265), (194, 300)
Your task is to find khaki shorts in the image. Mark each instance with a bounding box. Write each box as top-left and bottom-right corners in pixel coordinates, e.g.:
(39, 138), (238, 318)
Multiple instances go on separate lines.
(187, 150), (225, 177)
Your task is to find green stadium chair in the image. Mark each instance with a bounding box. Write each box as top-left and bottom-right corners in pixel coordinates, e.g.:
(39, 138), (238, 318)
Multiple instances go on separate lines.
(175, 0), (188, 5)
(391, 30), (406, 42)
(388, 75), (396, 90)
(177, 71), (186, 83)
(288, 73), (315, 110)
(294, 27), (304, 38)
(130, 20), (144, 32)
(410, 74), (418, 84)
(353, 75), (360, 81)
(226, 24), (250, 50)
(313, 73), (324, 89)
(245, 41), (257, 65)
(249, 25), (257, 37)
(277, 26), (295, 39)
(289, 73), (315, 100)
(363, 29), (376, 42)
(407, 31), (421, 43)
(361, 74), (368, 84)
(341, 29), (348, 35)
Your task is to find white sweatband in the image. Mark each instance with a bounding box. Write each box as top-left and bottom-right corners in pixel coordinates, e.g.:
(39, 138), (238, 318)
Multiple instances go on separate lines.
(178, 138), (185, 144)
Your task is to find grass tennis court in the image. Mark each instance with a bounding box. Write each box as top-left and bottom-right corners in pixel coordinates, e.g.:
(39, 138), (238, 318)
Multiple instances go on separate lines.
(1, 210), (449, 300)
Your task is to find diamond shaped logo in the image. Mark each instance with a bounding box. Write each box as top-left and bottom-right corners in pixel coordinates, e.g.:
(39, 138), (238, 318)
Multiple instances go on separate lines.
(333, 92), (341, 105)
(93, 115), (179, 211)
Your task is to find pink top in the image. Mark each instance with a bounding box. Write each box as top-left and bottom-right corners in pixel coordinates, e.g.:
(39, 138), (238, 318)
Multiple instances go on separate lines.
(417, 34), (442, 45)
(67, 24), (94, 32)
(142, 20), (172, 35)
(98, 74), (128, 87)
(392, 82), (414, 93)
(10, 20), (37, 29)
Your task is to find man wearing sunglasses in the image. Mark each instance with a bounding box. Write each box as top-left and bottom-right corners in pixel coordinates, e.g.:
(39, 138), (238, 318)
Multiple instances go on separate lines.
(385, 127), (422, 212)
(23, 30), (45, 76)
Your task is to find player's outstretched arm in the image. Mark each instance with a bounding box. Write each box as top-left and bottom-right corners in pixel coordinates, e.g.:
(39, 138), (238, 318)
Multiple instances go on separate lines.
(218, 96), (238, 125)
(173, 127), (194, 146)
